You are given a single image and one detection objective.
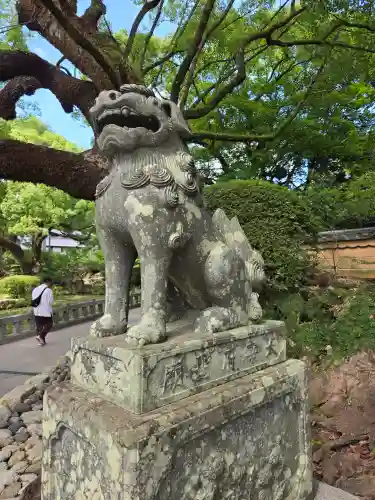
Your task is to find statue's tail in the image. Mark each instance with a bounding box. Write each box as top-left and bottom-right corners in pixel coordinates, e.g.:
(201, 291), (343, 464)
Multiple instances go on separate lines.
(212, 208), (265, 321)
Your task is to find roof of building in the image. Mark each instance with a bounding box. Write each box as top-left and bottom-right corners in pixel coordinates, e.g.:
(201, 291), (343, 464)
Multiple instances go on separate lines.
(317, 227), (375, 243)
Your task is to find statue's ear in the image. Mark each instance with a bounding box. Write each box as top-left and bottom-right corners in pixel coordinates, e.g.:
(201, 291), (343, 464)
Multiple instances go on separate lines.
(161, 100), (192, 139)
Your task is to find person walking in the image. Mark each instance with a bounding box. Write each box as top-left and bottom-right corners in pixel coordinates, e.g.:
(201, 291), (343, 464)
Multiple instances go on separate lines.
(31, 277), (54, 346)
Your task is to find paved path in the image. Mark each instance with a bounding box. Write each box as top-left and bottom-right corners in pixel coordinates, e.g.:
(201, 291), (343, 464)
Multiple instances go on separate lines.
(0, 308), (140, 397)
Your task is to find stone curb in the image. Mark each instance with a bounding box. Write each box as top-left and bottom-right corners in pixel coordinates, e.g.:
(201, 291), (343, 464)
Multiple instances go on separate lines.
(0, 353), (71, 411)
(0, 353), (71, 500)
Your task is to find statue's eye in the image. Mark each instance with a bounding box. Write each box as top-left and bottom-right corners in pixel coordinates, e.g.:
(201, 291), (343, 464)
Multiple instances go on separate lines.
(109, 92), (117, 100)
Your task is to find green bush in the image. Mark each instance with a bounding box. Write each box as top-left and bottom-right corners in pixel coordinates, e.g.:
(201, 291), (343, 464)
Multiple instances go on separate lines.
(277, 285), (375, 360)
(265, 287), (351, 357)
(205, 180), (320, 292)
(0, 298), (28, 310)
(305, 172), (375, 230)
(0, 275), (40, 298)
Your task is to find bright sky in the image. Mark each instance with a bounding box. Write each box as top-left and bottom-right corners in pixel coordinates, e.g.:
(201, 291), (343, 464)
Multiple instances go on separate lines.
(23, 0), (174, 150)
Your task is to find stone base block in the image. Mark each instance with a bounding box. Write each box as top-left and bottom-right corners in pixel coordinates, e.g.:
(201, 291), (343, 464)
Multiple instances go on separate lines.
(42, 359), (313, 500)
(71, 319), (286, 414)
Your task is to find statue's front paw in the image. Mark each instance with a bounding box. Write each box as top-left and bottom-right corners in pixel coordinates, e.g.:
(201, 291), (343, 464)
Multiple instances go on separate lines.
(126, 317), (166, 346)
(90, 314), (126, 338)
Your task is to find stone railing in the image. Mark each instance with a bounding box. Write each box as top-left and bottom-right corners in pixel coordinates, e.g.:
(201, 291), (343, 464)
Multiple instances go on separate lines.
(0, 292), (141, 346)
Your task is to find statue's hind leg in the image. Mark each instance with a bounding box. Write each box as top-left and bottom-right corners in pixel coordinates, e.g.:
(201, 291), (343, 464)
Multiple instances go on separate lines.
(195, 242), (249, 334)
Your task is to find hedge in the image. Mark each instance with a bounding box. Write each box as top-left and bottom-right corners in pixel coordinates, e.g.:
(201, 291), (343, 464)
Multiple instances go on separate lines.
(0, 275), (40, 299)
(305, 172), (375, 230)
(204, 180), (320, 292)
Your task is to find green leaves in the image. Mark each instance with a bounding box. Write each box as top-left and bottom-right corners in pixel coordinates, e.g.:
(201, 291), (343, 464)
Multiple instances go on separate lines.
(0, 116), (82, 152)
(0, 182), (94, 238)
(0, 0), (29, 52)
(0, 115), (94, 259)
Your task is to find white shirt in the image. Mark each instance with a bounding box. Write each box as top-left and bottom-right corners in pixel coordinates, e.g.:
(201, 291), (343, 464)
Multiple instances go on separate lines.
(32, 284), (54, 317)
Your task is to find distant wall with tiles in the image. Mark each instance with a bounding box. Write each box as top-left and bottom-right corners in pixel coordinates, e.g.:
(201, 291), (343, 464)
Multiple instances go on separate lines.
(312, 227), (375, 279)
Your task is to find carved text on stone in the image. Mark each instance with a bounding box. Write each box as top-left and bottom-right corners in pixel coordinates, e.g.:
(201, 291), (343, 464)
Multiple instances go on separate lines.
(222, 343), (236, 371)
(162, 358), (184, 394)
(245, 341), (260, 362)
(265, 336), (278, 357)
(190, 348), (213, 382)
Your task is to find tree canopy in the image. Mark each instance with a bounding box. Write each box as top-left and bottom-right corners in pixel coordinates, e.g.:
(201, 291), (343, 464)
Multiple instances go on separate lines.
(0, 0), (375, 196)
(0, 115), (95, 273)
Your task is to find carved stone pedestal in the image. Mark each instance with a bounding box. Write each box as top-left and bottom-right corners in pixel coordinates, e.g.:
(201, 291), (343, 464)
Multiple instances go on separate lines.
(41, 320), (313, 500)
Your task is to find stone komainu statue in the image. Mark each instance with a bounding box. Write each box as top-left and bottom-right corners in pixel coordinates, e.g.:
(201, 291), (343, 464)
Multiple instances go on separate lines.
(89, 84), (265, 346)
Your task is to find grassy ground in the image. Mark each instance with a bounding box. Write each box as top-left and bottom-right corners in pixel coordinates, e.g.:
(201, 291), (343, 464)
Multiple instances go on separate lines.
(0, 294), (104, 317)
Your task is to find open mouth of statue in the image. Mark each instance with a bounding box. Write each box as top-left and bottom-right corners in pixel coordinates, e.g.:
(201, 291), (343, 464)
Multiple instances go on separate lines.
(96, 108), (160, 134)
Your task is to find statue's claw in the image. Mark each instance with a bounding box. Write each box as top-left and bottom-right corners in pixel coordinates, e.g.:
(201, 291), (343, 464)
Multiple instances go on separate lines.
(126, 312), (166, 346)
(194, 307), (243, 335)
(90, 314), (127, 338)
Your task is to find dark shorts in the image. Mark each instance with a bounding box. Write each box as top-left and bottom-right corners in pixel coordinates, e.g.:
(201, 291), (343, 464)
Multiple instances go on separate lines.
(34, 315), (53, 340)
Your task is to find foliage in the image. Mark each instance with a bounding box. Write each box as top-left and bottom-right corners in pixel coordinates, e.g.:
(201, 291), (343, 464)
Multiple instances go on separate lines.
(0, 0), (38, 117)
(304, 172), (375, 230)
(0, 116), (94, 273)
(204, 180), (320, 292)
(190, 26), (375, 187)
(0, 116), (82, 150)
(1, 1), (375, 197)
(1, 182), (94, 238)
(0, 297), (28, 311)
(0, 117), (89, 248)
(0, 294), (104, 317)
(41, 248), (104, 286)
(271, 284), (375, 360)
(0, 274), (39, 298)
(0, 0), (28, 52)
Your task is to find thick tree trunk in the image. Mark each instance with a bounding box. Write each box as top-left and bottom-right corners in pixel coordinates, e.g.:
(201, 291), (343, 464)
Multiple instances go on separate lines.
(0, 140), (106, 200)
(31, 233), (47, 275)
(17, 0), (139, 90)
(0, 51), (98, 120)
(0, 235), (34, 274)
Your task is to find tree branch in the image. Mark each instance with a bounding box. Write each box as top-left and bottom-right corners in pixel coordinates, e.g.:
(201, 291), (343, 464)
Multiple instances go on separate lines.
(170, 0), (216, 103)
(0, 140), (106, 200)
(0, 236), (25, 262)
(0, 50), (97, 120)
(179, 0), (236, 109)
(50, 229), (93, 242)
(169, 0), (200, 48)
(81, 0), (106, 30)
(56, 56), (66, 67)
(186, 45), (267, 117)
(268, 37), (375, 53)
(190, 52), (329, 142)
(140, 0), (164, 72)
(37, 0), (120, 87)
(241, 5), (306, 48)
(336, 18), (375, 33)
(144, 50), (183, 74)
(145, 0), (199, 81)
(17, 0), (138, 90)
(184, 50), (246, 119)
(123, 0), (162, 60)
